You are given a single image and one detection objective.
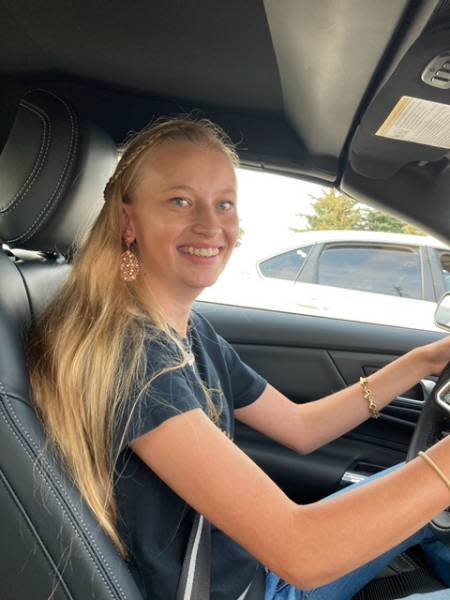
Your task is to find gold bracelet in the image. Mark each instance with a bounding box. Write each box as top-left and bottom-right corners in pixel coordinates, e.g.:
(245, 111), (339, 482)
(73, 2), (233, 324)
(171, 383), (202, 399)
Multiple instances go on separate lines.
(359, 376), (380, 419)
(418, 451), (450, 493)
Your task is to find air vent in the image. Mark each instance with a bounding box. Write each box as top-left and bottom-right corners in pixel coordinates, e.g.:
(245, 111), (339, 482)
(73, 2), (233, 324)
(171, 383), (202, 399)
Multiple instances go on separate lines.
(422, 52), (450, 89)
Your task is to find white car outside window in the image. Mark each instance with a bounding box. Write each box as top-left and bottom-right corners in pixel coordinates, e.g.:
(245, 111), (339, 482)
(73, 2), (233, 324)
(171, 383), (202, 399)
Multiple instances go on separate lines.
(199, 227), (450, 331)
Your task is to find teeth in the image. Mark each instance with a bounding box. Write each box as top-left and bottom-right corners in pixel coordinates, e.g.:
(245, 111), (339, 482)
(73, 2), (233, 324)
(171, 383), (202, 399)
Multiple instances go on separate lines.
(181, 246), (220, 257)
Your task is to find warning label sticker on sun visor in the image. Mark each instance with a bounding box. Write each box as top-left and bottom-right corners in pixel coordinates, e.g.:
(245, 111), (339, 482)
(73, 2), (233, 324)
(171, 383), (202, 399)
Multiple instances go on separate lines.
(376, 96), (450, 149)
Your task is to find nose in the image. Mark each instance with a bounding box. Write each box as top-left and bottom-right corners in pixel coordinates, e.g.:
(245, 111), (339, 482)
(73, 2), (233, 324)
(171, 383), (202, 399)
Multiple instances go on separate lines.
(191, 203), (220, 237)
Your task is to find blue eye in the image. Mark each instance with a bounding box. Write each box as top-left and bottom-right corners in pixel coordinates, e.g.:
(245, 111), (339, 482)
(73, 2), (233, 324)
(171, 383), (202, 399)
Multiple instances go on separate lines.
(218, 200), (234, 211)
(171, 197), (190, 208)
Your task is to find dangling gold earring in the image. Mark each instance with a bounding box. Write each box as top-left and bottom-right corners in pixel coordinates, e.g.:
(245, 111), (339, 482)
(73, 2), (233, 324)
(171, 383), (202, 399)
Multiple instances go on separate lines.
(120, 243), (140, 282)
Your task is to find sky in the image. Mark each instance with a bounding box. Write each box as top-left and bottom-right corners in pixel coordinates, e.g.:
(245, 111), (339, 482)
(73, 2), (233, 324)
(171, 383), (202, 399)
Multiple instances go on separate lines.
(230, 167), (324, 268)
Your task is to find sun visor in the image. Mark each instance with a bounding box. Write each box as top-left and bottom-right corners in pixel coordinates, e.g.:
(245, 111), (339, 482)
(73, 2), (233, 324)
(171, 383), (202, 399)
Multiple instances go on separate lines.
(349, 26), (450, 180)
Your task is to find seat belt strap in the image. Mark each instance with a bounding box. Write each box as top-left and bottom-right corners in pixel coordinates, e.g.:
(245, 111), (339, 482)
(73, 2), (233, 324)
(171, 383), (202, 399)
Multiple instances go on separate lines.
(176, 513), (211, 600)
(240, 566), (266, 599)
(177, 512), (265, 600)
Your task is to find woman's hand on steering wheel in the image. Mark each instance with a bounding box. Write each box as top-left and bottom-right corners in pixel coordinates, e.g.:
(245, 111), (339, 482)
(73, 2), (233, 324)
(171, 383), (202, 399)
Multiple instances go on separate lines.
(420, 335), (450, 377)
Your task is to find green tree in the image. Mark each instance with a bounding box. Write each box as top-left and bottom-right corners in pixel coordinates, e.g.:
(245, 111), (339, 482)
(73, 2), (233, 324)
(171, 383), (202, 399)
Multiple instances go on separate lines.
(362, 209), (425, 235)
(236, 224), (245, 247)
(293, 187), (426, 235)
(292, 188), (365, 232)
(363, 210), (404, 233)
(402, 222), (426, 235)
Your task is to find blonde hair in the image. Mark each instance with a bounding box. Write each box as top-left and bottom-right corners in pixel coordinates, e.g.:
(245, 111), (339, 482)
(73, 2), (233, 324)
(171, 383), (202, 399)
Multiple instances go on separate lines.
(27, 116), (239, 557)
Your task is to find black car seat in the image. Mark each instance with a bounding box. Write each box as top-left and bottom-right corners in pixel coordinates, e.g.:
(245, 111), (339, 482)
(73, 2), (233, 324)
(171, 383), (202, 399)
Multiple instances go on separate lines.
(0, 89), (143, 600)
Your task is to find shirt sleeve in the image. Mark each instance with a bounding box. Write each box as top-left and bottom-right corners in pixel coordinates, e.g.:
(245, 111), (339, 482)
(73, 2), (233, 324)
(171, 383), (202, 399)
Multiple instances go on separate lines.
(217, 334), (267, 409)
(115, 338), (202, 452)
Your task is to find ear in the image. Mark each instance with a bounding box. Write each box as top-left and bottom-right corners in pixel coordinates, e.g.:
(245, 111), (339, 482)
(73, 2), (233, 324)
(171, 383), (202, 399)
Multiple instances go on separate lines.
(121, 203), (136, 246)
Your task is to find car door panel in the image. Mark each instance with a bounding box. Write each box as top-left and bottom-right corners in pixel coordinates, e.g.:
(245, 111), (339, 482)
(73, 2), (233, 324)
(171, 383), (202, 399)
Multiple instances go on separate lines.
(234, 421), (406, 504)
(329, 351), (431, 427)
(233, 345), (415, 502)
(196, 301), (444, 503)
(234, 345), (345, 402)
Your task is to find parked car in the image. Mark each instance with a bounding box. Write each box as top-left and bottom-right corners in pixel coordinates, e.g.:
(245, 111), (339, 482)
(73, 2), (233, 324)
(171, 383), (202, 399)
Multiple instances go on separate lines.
(257, 230), (450, 299)
(200, 231), (450, 331)
(2, 2), (450, 599)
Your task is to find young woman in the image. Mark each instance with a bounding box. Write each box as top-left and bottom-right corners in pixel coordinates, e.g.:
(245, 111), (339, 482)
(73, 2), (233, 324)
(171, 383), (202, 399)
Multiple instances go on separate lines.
(28, 117), (450, 600)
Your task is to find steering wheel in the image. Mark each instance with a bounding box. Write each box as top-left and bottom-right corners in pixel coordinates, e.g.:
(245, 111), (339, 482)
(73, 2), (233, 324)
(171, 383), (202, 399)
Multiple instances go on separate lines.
(407, 362), (450, 541)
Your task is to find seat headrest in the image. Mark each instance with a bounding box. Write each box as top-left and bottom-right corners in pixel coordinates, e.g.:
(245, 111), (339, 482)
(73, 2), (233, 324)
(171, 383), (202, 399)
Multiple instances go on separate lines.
(0, 89), (117, 255)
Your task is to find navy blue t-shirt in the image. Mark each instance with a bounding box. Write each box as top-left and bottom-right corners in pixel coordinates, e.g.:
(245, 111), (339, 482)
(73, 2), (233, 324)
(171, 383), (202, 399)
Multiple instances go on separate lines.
(114, 311), (267, 600)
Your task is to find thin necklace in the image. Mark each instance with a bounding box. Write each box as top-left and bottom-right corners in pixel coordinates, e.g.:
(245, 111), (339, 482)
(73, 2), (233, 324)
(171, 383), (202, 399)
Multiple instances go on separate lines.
(181, 330), (195, 367)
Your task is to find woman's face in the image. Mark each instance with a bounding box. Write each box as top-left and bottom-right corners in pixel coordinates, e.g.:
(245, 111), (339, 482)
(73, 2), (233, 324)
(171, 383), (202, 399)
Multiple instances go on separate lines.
(122, 139), (239, 302)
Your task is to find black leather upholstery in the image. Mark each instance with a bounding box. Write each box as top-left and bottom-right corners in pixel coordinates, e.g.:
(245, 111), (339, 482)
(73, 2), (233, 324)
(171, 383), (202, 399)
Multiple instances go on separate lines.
(0, 89), (116, 255)
(0, 91), (143, 600)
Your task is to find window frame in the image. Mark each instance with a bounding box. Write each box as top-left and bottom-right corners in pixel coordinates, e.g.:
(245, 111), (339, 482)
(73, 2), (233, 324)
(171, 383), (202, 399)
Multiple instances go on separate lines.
(430, 248), (450, 299)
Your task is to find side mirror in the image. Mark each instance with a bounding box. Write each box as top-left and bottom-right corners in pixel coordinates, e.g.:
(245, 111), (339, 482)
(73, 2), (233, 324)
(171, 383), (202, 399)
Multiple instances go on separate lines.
(434, 292), (450, 332)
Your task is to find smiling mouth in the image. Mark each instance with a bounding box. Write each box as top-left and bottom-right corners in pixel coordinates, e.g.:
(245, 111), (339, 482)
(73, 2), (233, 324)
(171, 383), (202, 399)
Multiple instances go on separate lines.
(178, 246), (222, 257)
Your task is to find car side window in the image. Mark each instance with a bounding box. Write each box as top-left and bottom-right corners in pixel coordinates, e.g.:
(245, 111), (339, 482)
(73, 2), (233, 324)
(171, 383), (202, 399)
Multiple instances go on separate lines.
(317, 244), (423, 299)
(198, 170), (442, 331)
(258, 246), (312, 281)
(440, 252), (450, 291)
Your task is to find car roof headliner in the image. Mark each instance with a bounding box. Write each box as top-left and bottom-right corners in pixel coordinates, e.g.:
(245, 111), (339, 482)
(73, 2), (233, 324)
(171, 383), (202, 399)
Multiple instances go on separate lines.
(0, 1), (428, 179)
(1, 0), (450, 240)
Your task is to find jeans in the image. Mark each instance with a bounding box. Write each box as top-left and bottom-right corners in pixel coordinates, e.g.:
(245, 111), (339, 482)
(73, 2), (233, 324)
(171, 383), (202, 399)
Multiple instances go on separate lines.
(264, 463), (450, 600)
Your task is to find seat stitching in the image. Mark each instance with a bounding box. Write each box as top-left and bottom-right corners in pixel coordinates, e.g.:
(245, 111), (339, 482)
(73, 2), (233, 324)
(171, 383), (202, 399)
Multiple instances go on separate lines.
(0, 466), (75, 600)
(0, 385), (128, 600)
(0, 396), (120, 600)
(7, 94), (76, 243)
(7, 94), (79, 244)
(0, 100), (51, 213)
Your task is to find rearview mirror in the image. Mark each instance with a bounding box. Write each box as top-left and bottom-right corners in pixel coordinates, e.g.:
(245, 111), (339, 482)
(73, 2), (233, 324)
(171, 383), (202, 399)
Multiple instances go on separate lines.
(435, 292), (450, 331)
